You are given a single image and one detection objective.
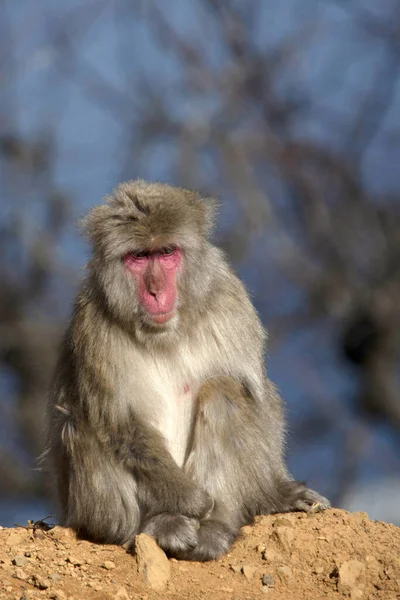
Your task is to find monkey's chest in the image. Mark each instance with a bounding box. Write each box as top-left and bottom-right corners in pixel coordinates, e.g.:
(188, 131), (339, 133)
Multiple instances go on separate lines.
(153, 383), (196, 467)
(123, 348), (207, 467)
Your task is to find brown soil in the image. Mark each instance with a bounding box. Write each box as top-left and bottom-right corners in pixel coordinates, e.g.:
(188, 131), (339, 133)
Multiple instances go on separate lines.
(0, 509), (399, 600)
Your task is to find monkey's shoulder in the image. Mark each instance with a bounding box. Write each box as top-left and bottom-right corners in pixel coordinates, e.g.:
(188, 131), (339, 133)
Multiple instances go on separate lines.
(207, 264), (266, 342)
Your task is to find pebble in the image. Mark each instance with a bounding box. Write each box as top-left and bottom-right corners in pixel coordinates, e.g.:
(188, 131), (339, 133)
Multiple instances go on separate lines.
(12, 555), (28, 567)
(313, 565), (324, 575)
(274, 526), (295, 552)
(352, 512), (369, 524)
(48, 527), (76, 542)
(262, 547), (282, 563)
(241, 565), (256, 580)
(135, 533), (171, 592)
(67, 556), (83, 567)
(273, 518), (293, 528)
(31, 574), (51, 589)
(49, 591), (67, 600)
(338, 559), (365, 595)
(276, 565), (293, 583)
(114, 586), (130, 600)
(229, 564), (242, 574)
(102, 560), (116, 570)
(261, 573), (275, 587)
(13, 567), (28, 580)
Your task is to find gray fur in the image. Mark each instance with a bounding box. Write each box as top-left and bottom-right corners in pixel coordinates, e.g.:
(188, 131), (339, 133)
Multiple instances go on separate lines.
(45, 180), (329, 561)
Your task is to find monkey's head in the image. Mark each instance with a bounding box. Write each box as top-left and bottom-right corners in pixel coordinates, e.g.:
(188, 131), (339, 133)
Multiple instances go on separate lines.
(83, 180), (218, 340)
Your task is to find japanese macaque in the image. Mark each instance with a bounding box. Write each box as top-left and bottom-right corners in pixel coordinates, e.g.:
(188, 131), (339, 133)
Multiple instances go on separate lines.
(46, 180), (329, 561)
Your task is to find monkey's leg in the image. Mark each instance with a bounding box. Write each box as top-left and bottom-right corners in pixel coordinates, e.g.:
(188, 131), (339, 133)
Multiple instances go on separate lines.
(57, 416), (213, 553)
(180, 377), (329, 561)
(178, 377), (259, 561)
(56, 420), (141, 545)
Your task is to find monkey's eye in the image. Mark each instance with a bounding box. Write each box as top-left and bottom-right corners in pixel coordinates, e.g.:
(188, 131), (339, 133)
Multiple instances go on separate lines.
(131, 250), (149, 259)
(159, 246), (176, 256)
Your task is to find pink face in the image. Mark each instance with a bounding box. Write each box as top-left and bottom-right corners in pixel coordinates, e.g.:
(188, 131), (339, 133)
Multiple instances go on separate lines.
(123, 247), (183, 324)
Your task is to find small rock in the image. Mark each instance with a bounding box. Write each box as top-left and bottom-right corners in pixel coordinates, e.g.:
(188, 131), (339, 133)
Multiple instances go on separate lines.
(14, 567), (28, 580)
(49, 591), (67, 600)
(102, 560), (116, 570)
(19, 593), (31, 600)
(229, 564), (242, 574)
(261, 573), (275, 587)
(256, 544), (266, 553)
(31, 574), (51, 589)
(313, 565), (324, 575)
(241, 565), (256, 580)
(12, 555), (28, 567)
(241, 525), (253, 536)
(262, 548), (282, 563)
(276, 565), (293, 583)
(272, 518), (293, 528)
(67, 556), (83, 567)
(135, 533), (171, 592)
(338, 559), (366, 595)
(49, 572), (62, 582)
(114, 587), (130, 600)
(352, 512), (369, 524)
(274, 526), (295, 552)
(48, 526), (76, 542)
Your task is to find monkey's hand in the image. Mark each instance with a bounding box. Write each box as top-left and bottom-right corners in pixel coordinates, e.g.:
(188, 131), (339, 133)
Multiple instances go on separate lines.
(141, 514), (200, 554)
(172, 519), (239, 561)
(175, 483), (215, 520)
(125, 419), (215, 520)
(139, 489), (214, 555)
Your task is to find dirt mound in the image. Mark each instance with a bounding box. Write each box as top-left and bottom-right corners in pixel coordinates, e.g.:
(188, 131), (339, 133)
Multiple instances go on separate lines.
(0, 509), (399, 600)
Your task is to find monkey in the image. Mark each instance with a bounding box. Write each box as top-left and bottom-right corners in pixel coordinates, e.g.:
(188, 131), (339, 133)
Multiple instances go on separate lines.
(45, 180), (330, 561)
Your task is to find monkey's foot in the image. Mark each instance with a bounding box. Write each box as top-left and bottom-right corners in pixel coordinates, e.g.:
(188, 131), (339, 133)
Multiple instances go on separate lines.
(173, 519), (238, 562)
(141, 514), (199, 554)
(279, 480), (331, 513)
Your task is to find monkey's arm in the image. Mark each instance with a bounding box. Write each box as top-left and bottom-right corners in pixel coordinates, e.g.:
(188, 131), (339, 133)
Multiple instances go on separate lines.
(109, 414), (214, 519)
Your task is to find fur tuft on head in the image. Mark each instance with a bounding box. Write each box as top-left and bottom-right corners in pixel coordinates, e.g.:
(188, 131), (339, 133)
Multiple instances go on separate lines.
(81, 180), (218, 259)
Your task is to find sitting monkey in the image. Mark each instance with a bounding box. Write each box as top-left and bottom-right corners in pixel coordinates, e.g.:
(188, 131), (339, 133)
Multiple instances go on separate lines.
(46, 180), (329, 561)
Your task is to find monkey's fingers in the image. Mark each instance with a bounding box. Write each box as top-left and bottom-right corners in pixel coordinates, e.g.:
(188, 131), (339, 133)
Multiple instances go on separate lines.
(172, 519), (238, 562)
(292, 489), (331, 513)
(141, 513), (199, 554)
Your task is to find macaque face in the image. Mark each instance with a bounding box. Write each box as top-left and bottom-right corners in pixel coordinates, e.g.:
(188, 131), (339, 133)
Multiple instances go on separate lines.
(123, 246), (183, 324)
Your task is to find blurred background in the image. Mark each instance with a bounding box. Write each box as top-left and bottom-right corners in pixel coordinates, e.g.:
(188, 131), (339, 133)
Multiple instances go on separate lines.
(1, 0), (400, 527)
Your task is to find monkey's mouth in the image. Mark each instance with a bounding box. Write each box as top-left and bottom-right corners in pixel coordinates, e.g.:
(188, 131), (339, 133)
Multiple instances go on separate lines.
(148, 310), (175, 325)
